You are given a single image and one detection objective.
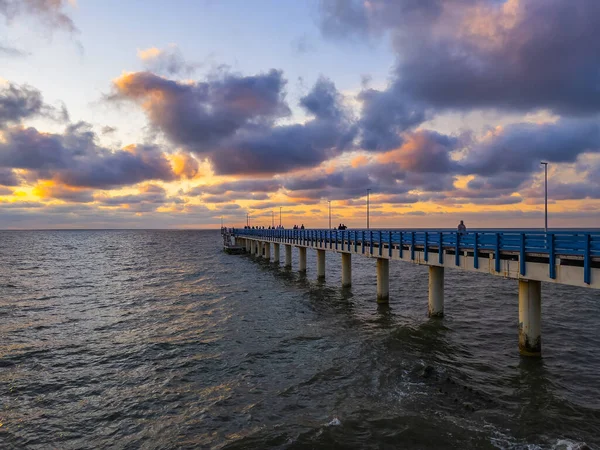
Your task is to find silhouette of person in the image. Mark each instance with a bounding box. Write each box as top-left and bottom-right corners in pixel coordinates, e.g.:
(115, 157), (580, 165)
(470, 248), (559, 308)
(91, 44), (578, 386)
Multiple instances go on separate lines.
(457, 220), (467, 234)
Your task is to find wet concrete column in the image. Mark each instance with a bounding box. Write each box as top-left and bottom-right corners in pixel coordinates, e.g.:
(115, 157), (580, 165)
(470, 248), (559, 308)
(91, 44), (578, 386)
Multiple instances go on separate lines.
(273, 243), (280, 263)
(264, 242), (271, 261)
(376, 258), (389, 303)
(518, 279), (542, 356)
(317, 249), (326, 279)
(341, 253), (352, 287)
(257, 241), (263, 258)
(428, 266), (444, 317)
(245, 240), (250, 253)
(298, 247), (307, 273)
(285, 245), (292, 268)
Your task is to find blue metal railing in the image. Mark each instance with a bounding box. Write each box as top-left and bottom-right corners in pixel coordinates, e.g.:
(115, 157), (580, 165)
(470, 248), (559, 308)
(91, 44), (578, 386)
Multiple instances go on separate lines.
(232, 229), (600, 285)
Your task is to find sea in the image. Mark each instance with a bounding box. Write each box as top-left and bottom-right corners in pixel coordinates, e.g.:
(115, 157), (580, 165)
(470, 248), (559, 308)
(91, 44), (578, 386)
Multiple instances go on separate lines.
(1, 230), (599, 449)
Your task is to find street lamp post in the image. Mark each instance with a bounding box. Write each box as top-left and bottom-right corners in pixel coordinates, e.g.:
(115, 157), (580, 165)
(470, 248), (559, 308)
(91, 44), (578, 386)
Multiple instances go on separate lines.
(246, 213), (249, 228)
(367, 189), (371, 229)
(279, 206), (282, 227)
(272, 211), (274, 228)
(541, 162), (548, 232)
(327, 200), (331, 230)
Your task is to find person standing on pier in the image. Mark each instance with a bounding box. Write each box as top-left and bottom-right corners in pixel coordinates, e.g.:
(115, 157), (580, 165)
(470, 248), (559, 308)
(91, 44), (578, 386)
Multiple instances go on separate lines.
(457, 220), (467, 235)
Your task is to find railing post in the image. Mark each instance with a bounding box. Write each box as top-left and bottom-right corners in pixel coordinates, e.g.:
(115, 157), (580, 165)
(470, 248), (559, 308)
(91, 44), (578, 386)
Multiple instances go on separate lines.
(424, 231), (429, 262)
(519, 233), (526, 276)
(410, 231), (415, 261)
(399, 231), (403, 258)
(549, 232), (556, 280)
(389, 231), (392, 257)
(362, 231), (365, 254)
(584, 233), (591, 285)
(455, 231), (460, 266)
(495, 233), (501, 272)
(379, 231), (383, 257)
(354, 231), (358, 253)
(438, 232), (443, 264)
(370, 231), (374, 255)
(474, 232), (479, 269)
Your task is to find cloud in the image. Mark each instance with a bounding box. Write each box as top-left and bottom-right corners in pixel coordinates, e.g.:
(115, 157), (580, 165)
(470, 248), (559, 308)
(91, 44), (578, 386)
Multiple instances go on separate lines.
(137, 45), (197, 76)
(0, 0), (77, 33)
(458, 118), (600, 196)
(357, 86), (426, 151)
(0, 82), (45, 127)
(0, 168), (20, 186)
(291, 35), (316, 54)
(112, 69), (290, 151)
(202, 192), (270, 203)
(193, 179), (281, 196)
(320, 0), (600, 115)
(94, 184), (169, 212)
(377, 130), (459, 173)
(0, 122), (179, 189)
(32, 182), (94, 203)
(0, 43), (28, 57)
(168, 151), (200, 179)
(113, 72), (357, 175)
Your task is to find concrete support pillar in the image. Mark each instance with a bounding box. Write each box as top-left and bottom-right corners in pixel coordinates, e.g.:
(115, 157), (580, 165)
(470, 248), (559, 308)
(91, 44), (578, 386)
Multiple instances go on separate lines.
(264, 242), (271, 261)
(285, 245), (292, 268)
(257, 241), (262, 258)
(518, 279), (542, 357)
(245, 240), (250, 253)
(428, 266), (444, 317)
(376, 258), (389, 303)
(250, 240), (255, 255)
(317, 249), (326, 279)
(298, 247), (307, 273)
(274, 243), (280, 263)
(341, 253), (352, 287)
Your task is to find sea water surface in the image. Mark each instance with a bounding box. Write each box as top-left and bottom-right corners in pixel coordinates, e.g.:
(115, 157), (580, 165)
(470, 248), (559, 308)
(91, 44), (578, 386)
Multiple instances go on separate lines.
(1, 230), (599, 449)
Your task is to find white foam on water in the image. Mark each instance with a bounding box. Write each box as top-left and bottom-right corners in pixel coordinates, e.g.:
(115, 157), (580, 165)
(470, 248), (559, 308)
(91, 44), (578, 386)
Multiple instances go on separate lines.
(551, 440), (590, 450)
(327, 417), (342, 427)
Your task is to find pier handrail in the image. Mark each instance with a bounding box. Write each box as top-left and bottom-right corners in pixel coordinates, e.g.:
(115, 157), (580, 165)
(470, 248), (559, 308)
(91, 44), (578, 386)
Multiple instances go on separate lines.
(232, 228), (599, 285)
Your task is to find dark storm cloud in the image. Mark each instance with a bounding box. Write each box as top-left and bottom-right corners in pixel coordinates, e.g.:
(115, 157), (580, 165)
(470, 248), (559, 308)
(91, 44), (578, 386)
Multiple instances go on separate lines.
(320, 0), (600, 115)
(0, 0), (77, 32)
(0, 123), (177, 189)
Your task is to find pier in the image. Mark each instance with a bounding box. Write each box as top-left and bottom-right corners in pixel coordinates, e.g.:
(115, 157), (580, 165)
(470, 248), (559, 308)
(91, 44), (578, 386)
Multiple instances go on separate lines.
(229, 228), (600, 357)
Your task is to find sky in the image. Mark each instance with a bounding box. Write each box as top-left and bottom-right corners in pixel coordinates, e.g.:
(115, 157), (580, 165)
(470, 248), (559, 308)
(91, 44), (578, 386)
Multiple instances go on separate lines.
(1, 0), (599, 229)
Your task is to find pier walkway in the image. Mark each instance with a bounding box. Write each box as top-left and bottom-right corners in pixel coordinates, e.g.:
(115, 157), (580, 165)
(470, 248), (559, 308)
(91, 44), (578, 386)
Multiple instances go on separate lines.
(229, 228), (599, 356)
